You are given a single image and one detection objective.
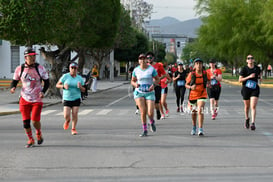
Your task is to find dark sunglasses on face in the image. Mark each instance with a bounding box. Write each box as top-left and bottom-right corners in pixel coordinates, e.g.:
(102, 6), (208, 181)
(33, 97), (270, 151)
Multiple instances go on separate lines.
(71, 67), (77, 69)
(147, 57), (153, 60)
(247, 57), (254, 60)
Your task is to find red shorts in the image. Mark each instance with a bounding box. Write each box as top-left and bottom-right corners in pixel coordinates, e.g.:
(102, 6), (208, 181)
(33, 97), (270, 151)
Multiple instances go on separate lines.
(19, 97), (43, 121)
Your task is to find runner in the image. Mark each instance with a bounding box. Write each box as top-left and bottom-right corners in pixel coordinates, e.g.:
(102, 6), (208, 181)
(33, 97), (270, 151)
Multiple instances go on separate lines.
(239, 55), (262, 130)
(10, 47), (49, 148)
(185, 58), (212, 136)
(159, 72), (171, 119)
(56, 62), (86, 135)
(206, 59), (222, 120)
(146, 51), (167, 120)
(131, 53), (160, 137)
(173, 62), (187, 112)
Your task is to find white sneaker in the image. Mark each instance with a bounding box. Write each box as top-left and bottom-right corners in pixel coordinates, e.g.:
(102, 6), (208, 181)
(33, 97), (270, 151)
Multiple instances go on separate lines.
(160, 114), (165, 120)
(135, 109), (139, 114)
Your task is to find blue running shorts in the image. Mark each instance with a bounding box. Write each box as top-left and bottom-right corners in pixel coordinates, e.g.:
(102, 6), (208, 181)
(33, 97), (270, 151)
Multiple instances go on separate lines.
(134, 90), (155, 101)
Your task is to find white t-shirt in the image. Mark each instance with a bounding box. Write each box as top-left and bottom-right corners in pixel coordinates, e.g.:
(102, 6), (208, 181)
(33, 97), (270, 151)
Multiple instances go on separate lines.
(132, 65), (157, 93)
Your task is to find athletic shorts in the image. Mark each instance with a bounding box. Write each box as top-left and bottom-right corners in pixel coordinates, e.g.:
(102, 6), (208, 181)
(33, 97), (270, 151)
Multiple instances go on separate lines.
(134, 90), (155, 101)
(154, 85), (162, 103)
(189, 98), (207, 106)
(161, 87), (168, 94)
(241, 86), (260, 100)
(63, 98), (81, 108)
(19, 97), (43, 122)
(207, 86), (221, 100)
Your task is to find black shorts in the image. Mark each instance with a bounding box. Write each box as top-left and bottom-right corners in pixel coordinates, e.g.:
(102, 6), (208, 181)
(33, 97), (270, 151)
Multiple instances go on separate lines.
(207, 86), (221, 100)
(63, 98), (81, 108)
(161, 87), (168, 94)
(154, 85), (162, 103)
(241, 86), (260, 100)
(189, 97), (207, 105)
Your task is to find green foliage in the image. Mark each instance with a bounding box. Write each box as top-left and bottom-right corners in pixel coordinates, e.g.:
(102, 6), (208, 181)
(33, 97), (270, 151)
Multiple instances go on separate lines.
(0, 0), (121, 49)
(194, 0), (273, 68)
(114, 30), (149, 62)
(165, 52), (176, 65)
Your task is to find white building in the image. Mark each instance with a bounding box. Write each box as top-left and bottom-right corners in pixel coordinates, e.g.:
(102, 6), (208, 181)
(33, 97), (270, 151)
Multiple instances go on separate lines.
(0, 40), (49, 79)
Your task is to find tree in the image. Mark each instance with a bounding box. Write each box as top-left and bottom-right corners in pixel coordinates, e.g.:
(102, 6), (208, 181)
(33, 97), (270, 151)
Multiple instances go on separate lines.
(0, 0), (121, 97)
(195, 0), (273, 76)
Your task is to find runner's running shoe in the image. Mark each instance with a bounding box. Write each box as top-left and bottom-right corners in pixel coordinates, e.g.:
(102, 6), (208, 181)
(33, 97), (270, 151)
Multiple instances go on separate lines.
(25, 139), (35, 148)
(165, 110), (169, 117)
(212, 113), (216, 120)
(150, 123), (156, 132)
(191, 126), (197, 135)
(63, 121), (70, 130)
(156, 110), (161, 120)
(160, 114), (165, 120)
(177, 107), (180, 112)
(71, 129), (78, 135)
(180, 106), (184, 113)
(214, 109), (218, 117)
(250, 123), (256, 130)
(135, 109), (139, 115)
(245, 118), (250, 129)
(139, 130), (148, 137)
(36, 133), (44, 145)
(198, 128), (204, 136)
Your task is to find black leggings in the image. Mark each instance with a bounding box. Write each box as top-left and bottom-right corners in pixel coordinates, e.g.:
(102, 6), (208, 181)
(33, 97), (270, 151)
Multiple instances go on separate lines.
(175, 86), (186, 107)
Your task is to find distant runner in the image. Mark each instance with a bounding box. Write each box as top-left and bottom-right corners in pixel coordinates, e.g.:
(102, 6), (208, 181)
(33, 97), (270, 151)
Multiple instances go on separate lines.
(239, 55), (262, 131)
(131, 54), (160, 137)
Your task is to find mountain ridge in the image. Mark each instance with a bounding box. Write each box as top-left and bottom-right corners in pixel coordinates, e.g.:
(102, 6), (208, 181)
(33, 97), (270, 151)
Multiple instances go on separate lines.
(146, 17), (202, 38)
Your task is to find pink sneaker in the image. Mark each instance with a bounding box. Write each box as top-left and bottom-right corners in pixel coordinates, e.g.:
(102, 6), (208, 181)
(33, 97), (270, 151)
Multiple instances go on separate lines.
(212, 113), (216, 120)
(214, 109), (218, 117)
(160, 114), (165, 120)
(165, 110), (169, 117)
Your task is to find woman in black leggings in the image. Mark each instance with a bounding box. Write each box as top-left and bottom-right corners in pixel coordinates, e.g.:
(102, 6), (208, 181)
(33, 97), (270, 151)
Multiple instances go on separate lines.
(173, 62), (187, 112)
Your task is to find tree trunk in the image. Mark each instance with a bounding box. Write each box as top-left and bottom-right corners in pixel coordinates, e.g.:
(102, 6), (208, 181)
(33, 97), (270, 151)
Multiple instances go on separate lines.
(40, 46), (71, 98)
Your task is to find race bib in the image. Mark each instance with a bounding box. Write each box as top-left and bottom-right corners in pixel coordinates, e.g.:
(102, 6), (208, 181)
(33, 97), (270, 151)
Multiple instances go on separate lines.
(245, 80), (257, 89)
(138, 84), (151, 92)
(177, 80), (185, 86)
(211, 79), (217, 86)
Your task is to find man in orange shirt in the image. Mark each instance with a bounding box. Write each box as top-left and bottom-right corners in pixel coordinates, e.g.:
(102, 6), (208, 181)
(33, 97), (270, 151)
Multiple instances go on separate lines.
(146, 52), (167, 120)
(185, 58), (212, 136)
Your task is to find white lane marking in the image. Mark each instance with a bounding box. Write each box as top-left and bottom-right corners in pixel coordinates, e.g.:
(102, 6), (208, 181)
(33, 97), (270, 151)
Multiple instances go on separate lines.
(96, 109), (112, 115)
(57, 112), (63, 115)
(105, 95), (128, 107)
(41, 110), (57, 115)
(79, 109), (94, 115)
(262, 132), (273, 143)
(117, 109), (130, 115)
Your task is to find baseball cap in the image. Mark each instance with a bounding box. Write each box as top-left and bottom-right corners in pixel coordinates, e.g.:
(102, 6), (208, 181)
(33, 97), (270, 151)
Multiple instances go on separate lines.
(209, 59), (216, 63)
(24, 47), (38, 56)
(138, 54), (146, 59)
(194, 58), (203, 63)
(69, 62), (78, 67)
(178, 62), (183, 65)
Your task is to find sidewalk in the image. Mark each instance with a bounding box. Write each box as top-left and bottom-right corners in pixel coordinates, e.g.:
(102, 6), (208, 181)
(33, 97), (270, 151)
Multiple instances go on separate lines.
(0, 78), (129, 116)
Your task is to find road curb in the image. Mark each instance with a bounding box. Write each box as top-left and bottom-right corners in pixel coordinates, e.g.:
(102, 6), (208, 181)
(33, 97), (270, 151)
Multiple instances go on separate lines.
(222, 79), (273, 88)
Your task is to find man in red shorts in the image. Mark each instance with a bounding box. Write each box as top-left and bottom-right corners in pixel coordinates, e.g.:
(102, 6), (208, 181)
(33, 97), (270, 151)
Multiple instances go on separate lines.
(10, 47), (49, 148)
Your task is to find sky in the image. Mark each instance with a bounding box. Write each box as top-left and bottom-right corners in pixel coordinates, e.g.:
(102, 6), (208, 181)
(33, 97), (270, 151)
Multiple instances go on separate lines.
(144, 0), (198, 21)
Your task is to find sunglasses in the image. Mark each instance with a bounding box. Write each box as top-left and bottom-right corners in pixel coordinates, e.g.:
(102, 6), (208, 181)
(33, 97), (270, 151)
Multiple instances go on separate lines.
(147, 57), (153, 60)
(71, 67), (77, 69)
(247, 57), (254, 60)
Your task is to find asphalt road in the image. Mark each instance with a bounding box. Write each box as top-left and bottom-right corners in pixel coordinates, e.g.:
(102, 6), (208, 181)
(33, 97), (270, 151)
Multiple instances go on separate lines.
(1, 83), (273, 182)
